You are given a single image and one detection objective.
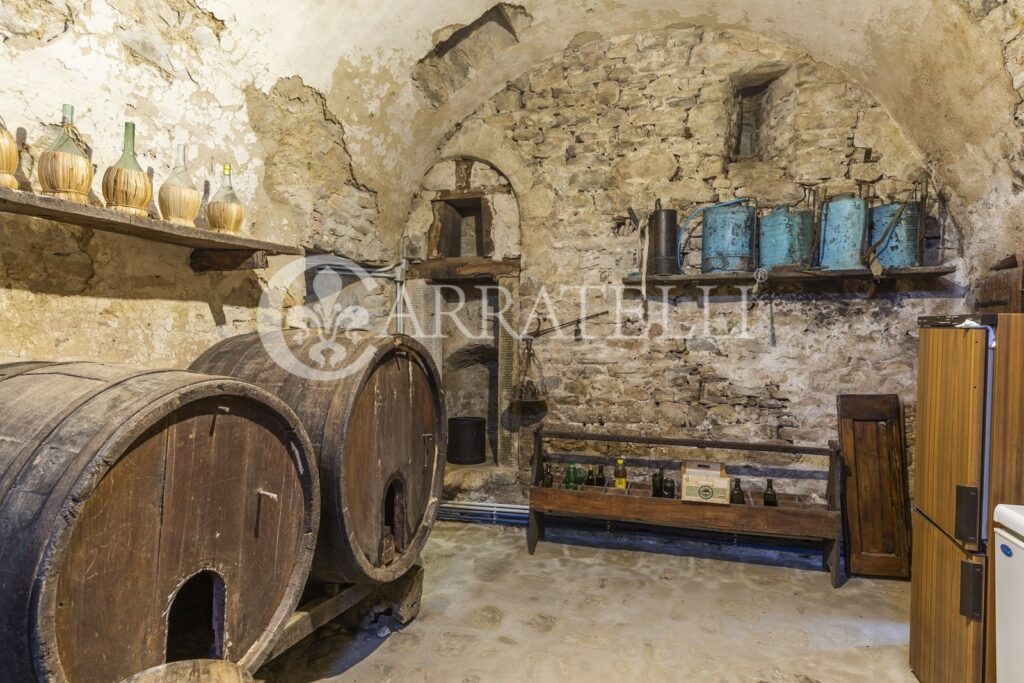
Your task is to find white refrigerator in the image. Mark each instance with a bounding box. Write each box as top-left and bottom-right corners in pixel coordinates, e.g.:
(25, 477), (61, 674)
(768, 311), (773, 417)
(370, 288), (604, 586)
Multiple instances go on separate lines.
(994, 504), (1024, 682)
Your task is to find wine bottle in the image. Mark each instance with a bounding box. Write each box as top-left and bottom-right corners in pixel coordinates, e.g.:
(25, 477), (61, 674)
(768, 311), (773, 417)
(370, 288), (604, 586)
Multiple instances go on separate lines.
(652, 467), (664, 498)
(564, 463), (578, 491)
(763, 478), (778, 507)
(730, 478), (745, 504)
(595, 465), (607, 487)
(663, 477), (676, 499)
(584, 467), (596, 486)
(613, 458), (628, 489)
(542, 464), (553, 488)
(208, 163), (244, 233)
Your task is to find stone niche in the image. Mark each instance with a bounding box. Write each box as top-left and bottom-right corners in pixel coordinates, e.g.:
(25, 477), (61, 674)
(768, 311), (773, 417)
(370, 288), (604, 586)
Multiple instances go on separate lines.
(427, 25), (964, 496)
(405, 159), (522, 469)
(406, 158), (521, 262)
(445, 342), (500, 462)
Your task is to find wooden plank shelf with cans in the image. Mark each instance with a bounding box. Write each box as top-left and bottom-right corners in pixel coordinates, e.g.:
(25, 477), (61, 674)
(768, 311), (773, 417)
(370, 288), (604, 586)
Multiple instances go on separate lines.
(527, 427), (847, 588)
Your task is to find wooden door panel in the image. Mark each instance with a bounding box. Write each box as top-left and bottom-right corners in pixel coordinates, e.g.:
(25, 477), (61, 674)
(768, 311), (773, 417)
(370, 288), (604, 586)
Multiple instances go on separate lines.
(910, 510), (985, 683)
(916, 327), (987, 549)
(837, 394), (911, 578)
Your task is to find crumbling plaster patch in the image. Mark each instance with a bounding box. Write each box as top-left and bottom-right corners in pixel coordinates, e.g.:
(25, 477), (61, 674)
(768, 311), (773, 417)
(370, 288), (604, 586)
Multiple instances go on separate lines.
(0, 0), (383, 366)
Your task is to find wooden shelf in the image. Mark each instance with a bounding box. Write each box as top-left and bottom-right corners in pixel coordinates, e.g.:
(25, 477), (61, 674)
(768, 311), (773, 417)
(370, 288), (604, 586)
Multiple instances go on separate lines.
(0, 188), (302, 271)
(531, 485), (839, 540)
(528, 426), (846, 587)
(407, 256), (520, 284)
(623, 264), (957, 294)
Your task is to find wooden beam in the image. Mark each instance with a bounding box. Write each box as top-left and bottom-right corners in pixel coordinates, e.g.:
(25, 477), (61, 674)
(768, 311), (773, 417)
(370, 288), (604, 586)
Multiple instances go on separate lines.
(266, 564), (426, 661)
(454, 159), (473, 191)
(540, 427), (835, 457)
(267, 584), (374, 660)
(407, 256), (521, 283)
(436, 186), (514, 200)
(622, 264), (958, 294)
(189, 249), (268, 272)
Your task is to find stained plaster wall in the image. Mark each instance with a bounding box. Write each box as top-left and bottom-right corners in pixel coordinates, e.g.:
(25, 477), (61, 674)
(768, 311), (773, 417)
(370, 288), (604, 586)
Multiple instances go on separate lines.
(0, 0), (385, 367)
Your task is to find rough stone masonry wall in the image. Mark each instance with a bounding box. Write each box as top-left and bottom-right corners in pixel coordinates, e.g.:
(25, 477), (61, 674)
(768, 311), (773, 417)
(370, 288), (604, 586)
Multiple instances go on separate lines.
(436, 26), (965, 491)
(0, 2), (386, 368)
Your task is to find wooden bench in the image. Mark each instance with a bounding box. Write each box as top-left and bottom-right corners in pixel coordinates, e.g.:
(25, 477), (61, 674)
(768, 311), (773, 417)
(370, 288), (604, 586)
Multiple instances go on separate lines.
(527, 427), (846, 588)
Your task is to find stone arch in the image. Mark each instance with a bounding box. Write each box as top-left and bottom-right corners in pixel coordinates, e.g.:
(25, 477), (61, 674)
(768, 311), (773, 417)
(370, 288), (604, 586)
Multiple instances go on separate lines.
(362, 0), (1020, 268)
(405, 137), (527, 261)
(434, 121), (555, 224)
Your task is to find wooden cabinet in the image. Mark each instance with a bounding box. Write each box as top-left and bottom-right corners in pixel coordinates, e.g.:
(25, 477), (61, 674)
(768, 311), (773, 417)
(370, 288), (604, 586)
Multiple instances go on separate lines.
(837, 394), (911, 578)
(910, 510), (986, 683)
(912, 315), (1024, 682)
(915, 326), (989, 550)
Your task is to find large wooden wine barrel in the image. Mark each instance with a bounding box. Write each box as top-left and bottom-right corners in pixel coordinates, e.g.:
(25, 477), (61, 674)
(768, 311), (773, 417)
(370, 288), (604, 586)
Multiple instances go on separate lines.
(0, 362), (319, 683)
(192, 331), (445, 584)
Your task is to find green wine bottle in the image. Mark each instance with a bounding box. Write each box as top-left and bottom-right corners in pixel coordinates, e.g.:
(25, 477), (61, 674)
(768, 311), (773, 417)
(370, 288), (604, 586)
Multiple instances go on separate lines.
(652, 467), (664, 498)
(595, 465), (607, 487)
(565, 463), (578, 491)
(730, 478), (745, 504)
(763, 478), (778, 507)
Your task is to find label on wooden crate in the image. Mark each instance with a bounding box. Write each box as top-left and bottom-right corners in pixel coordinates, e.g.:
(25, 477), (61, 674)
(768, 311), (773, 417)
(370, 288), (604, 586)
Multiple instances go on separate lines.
(681, 461), (729, 504)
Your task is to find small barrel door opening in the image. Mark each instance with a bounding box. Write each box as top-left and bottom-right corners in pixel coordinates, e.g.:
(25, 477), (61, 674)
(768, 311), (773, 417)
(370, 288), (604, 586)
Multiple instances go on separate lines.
(165, 570), (226, 663)
(382, 476), (407, 564)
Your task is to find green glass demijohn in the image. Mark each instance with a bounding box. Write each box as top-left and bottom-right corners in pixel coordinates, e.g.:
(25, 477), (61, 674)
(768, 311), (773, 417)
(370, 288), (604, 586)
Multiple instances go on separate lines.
(102, 122), (152, 217)
(37, 104), (93, 205)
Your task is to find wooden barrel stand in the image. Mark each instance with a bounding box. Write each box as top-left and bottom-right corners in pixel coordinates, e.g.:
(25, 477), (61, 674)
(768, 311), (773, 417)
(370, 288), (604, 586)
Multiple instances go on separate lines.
(263, 563), (426, 664)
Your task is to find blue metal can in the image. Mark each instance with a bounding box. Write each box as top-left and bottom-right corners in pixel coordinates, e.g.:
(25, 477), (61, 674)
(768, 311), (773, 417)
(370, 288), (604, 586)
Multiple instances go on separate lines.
(869, 202), (920, 268)
(758, 207), (813, 270)
(701, 203), (756, 273)
(819, 196), (867, 270)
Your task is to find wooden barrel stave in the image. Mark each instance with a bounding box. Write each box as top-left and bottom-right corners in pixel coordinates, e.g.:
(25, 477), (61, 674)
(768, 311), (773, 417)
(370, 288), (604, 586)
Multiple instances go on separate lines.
(192, 331), (446, 584)
(120, 659), (255, 683)
(0, 363), (319, 683)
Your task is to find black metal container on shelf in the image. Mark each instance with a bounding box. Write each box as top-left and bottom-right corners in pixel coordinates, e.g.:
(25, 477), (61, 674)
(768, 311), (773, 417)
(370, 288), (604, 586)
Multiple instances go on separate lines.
(647, 207), (680, 275)
(448, 416), (487, 465)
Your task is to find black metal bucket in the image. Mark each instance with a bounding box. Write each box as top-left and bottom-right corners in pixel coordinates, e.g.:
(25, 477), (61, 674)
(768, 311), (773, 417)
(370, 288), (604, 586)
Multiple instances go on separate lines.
(647, 208), (680, 275)
(448, 416), (487, 465)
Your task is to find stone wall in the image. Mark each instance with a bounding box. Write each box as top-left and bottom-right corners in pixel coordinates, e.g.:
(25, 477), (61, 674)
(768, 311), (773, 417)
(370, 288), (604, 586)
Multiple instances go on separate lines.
(422, 26), (964, 494)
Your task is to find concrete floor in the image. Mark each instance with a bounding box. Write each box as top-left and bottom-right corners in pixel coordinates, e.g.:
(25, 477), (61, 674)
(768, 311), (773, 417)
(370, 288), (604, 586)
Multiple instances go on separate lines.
(260, 522), (915, 683)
